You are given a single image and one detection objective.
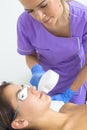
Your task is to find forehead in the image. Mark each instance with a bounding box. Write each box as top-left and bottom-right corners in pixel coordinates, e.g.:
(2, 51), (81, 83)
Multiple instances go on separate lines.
(4, 84), (21, 94)
(20, 0), (46, 8)
(3, 84), (21, 101)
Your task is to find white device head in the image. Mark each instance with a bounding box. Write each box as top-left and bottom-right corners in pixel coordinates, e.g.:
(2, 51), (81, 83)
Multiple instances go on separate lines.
(38, 70), (59, 93)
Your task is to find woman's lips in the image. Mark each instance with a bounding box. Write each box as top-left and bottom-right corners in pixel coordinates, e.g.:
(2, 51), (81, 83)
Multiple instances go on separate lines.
(39, 92), (45, 98)
(43, 17), (51, 24)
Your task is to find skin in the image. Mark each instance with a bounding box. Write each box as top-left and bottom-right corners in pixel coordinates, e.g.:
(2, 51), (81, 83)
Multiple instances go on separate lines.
(20, 0), (68, 29)
(2, 84), (87, 130)
(3, 84), (51, 118)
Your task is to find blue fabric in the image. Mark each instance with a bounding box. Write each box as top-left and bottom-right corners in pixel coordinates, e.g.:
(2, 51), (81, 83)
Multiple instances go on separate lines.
(51, 88), (75, 103)
(30, 64), (45, 88)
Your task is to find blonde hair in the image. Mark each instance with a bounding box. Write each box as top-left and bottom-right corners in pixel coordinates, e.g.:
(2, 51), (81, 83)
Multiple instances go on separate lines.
(61, 0), (74, 18)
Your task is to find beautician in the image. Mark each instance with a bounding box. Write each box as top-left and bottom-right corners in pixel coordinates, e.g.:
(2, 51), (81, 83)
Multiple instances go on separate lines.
(17, 0), (87, 104)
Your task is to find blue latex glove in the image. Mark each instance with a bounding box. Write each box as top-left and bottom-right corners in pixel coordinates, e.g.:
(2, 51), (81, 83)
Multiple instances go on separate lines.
(51, 88), (75, 103)
(30, 64), (45, 88)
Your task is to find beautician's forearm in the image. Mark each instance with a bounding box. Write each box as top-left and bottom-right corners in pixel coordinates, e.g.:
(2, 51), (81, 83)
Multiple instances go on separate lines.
(25, 54), (39, 69)
(70, 64), (87, 91)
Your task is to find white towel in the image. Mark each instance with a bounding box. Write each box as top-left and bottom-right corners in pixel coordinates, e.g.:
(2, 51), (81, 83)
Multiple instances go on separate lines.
(50, 100), (64, 112)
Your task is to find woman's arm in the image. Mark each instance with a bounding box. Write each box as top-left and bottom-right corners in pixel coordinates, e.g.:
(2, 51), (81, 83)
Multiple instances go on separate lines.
(25, 54), (45, 87)
(51, 54), (87, 103)
(25, 53), (39, 69)
(70, 54), (87, 91)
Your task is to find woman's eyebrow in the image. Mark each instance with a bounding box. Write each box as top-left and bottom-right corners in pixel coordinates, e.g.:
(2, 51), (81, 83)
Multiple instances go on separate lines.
(37, 0), (46, 7)
(15, 85), (24, 99)
(25, 0), (46, 11)
(16, 89), (22, 99)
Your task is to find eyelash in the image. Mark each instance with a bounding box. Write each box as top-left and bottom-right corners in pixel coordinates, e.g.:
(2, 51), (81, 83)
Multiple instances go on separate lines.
(17, 85), (24, 97)
(28, 4), (48, 14)
(41, 4), (47, 8)
(28, 10), (33, 13)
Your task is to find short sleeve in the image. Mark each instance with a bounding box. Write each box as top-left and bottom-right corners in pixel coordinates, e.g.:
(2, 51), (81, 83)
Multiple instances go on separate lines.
(82, 15), (87, 54)
(17, 12), (35, 55)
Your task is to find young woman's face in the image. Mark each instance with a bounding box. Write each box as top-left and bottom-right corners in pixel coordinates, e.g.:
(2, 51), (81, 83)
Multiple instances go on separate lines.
(3, 84), (51, 121)
(20, 0), (64, 27)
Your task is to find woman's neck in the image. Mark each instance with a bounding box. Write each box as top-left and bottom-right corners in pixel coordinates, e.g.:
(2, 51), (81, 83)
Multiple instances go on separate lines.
(38, 109), (68, 130)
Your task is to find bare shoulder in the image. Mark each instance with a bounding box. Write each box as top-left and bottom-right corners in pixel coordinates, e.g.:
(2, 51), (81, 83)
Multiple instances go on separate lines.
(59, 103), (78, 113)
(60, 103), (87, 130)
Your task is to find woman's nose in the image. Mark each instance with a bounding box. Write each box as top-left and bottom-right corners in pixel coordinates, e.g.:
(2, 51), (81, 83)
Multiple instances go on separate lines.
(35, 10), (45, 21)
(29, 86), (37, 93)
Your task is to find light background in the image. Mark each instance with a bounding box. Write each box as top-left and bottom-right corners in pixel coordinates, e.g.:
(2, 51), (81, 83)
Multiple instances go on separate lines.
(0, 0), (87, 84)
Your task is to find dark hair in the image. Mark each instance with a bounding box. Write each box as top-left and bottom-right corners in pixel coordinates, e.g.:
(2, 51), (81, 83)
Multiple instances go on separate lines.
(0, 81), (14, 130)
(0, 81), (39, 130)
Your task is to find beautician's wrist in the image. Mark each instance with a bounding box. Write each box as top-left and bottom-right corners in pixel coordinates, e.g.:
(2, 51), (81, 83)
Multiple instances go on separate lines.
(70, 85), (78, 92)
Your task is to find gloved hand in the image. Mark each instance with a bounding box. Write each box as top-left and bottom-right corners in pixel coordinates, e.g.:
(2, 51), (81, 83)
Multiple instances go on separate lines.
(51, 88), (75, 103)
(30, 64), (45, 88)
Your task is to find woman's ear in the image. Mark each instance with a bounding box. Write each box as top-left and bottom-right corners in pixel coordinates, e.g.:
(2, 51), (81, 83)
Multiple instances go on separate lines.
(11, 118), (29, 129)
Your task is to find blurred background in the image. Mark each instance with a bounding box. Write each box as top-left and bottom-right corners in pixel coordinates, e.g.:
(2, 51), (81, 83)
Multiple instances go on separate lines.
(0, 0), (87, 85)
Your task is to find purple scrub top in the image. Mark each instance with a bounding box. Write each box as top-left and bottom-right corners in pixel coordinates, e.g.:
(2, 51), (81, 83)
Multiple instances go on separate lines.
(17, 1), (87, 104)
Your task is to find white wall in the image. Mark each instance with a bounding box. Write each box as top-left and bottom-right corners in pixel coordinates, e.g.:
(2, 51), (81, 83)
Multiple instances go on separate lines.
(0, 0), (87, 85)
(0, 0), (31, 85)
(77, 0), (87, 5)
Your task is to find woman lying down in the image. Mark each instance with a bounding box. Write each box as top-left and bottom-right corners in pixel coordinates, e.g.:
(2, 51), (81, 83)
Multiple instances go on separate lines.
(0, 81), (87, 130)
